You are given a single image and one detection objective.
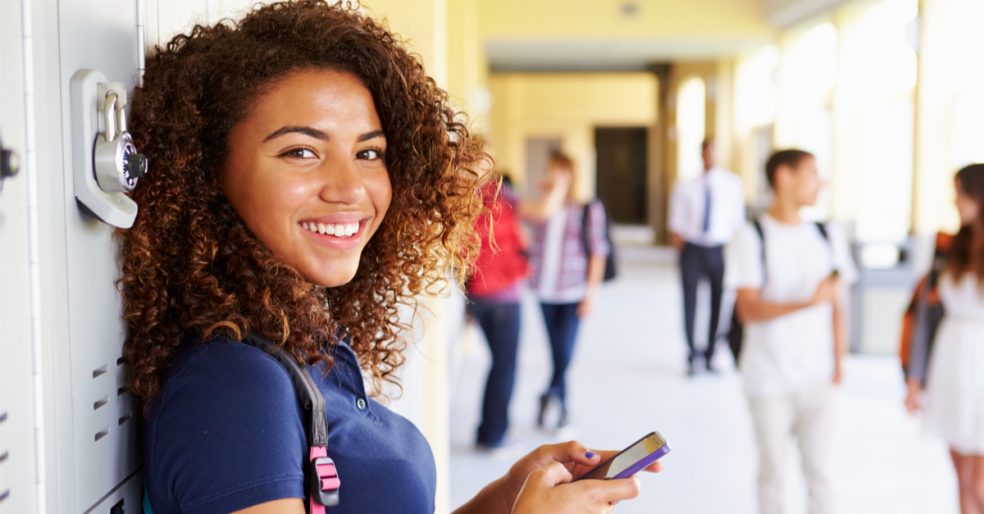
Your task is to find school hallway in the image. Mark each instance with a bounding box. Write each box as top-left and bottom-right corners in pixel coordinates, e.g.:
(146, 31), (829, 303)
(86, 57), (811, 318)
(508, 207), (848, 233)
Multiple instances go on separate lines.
(448, 228), (958, 514)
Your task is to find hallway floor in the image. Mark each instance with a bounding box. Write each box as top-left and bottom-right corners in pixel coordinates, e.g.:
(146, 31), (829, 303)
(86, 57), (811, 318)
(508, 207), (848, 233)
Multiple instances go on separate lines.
(448, 233), (958, 514)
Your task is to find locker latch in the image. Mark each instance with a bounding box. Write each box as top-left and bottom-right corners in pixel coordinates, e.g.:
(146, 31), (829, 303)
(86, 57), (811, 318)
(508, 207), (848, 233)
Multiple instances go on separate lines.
(0, 133), (20, 192)
(70, 69), (147, 228)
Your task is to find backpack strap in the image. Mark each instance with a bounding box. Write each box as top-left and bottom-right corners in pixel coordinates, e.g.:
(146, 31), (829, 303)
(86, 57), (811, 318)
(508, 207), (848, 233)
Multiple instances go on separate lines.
(813, 222), (841, 277)
(752, 219), (766, 285)
(814, 221), (829, 242)
(243, 334), (340, 512)
(928, 231), (951, 289)
(581, 202), (591, 258)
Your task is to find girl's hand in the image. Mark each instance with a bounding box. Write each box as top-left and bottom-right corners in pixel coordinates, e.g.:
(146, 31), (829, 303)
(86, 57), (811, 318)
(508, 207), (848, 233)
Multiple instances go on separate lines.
(904, 380), (922, 415)
(577, 295), (595, 318)
(512, 462), (640, 514)
(501, 441), (662, 509)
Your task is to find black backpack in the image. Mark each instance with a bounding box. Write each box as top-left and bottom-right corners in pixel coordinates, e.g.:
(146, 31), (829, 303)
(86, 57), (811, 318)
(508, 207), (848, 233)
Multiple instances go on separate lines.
(580, 201), (618, 282)
(726, 220), (830, 362)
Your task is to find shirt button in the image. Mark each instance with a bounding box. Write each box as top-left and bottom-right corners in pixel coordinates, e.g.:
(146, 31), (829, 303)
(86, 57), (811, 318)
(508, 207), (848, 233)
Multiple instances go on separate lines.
(356, 398), (367, 410)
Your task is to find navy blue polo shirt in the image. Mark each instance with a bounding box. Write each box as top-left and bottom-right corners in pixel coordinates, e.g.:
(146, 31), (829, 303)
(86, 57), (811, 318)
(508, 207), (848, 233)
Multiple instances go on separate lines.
(143, 336), (436, 513)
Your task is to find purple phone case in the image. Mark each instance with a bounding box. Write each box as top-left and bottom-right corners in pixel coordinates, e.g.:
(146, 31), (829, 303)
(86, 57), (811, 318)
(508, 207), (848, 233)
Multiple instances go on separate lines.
(610, 441), (670, 479)
(580, 431), (671, 481)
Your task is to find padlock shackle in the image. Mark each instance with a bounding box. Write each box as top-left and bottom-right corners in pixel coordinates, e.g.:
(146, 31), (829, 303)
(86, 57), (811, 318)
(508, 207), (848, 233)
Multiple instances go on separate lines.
(103, 92), (119, 143)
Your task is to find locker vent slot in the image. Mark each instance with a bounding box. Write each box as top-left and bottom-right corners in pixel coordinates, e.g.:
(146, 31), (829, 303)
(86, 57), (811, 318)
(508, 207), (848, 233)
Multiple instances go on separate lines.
(0, 488), (9, 503)
(94, 428), (109, 442)
(117, 386), (128, 396)
(0, 451), (8, 464)
(118, 414), (132, 426)
(92, 365), (108, 378)
(93, 396), (109, 410)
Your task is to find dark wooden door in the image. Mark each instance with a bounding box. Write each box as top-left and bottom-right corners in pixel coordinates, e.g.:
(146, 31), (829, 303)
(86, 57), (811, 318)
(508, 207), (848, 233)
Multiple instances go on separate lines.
(595, 127), (648, 224)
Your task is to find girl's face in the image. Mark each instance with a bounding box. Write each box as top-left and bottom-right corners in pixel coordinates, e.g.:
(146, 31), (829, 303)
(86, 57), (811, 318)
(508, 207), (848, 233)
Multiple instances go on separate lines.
(221, 68), (392, 287)
(955, 178), (981, 226)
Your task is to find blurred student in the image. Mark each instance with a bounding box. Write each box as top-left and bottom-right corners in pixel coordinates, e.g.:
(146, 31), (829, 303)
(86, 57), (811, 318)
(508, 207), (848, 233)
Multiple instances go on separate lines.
(524, 151), (609, 431)
(906, 164), (984, 514)
(669, 138), (745, 375)
(727, 149), (856, 514)
(467, 175), (530, 450)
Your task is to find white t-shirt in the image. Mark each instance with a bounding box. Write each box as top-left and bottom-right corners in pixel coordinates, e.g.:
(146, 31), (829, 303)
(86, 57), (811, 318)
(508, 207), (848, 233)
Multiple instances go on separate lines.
(725, 215), (858, 397)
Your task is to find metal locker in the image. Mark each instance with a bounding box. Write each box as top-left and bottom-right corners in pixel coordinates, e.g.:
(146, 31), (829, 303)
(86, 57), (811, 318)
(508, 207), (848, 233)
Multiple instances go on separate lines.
(27, 0), (145, 511)
(0, 0), (40, 510)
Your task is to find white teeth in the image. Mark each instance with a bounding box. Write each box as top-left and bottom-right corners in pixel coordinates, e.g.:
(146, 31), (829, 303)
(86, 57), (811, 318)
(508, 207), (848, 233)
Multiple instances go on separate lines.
(301, 221), (360, 237)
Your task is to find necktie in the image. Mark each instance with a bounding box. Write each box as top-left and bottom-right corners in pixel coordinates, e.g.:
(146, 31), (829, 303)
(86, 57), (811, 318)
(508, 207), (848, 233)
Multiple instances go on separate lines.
(702, 180), (712, 235)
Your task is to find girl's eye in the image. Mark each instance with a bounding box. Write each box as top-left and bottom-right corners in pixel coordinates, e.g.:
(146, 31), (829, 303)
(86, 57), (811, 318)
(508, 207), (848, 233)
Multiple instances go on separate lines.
(357, 148), (385, 161)
(279, 147), (318, 160)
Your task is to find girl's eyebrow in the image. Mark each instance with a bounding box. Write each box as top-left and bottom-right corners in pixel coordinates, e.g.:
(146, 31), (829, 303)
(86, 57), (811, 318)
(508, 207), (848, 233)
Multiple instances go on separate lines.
(357, 130), (385, 142)
(262, 127), (385, 143)
(263, 125), (328, 142)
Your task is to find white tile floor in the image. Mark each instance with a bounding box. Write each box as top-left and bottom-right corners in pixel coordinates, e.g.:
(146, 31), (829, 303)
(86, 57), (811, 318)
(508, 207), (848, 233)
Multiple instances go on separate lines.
(448, 237), (958, 514)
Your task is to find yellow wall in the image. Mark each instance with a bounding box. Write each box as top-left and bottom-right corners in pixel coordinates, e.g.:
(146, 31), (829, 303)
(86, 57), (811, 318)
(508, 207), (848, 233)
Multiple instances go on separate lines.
(914, 0), (984, 234)
(477, 0), (771, 39)
(488, 72), (658, 199)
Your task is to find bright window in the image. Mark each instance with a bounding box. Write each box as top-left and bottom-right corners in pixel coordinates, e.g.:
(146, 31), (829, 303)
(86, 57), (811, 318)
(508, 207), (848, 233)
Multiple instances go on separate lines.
(676, 76), (706, 182)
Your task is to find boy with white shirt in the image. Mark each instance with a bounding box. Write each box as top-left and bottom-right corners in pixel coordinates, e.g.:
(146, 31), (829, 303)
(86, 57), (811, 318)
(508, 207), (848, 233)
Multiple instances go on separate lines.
(726, 149), (857, 514)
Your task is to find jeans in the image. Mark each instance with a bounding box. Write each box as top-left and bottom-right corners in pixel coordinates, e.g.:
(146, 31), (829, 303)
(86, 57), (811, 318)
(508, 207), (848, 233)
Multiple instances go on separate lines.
(539, 302), (582, 405)
(470, 299), (522, 446)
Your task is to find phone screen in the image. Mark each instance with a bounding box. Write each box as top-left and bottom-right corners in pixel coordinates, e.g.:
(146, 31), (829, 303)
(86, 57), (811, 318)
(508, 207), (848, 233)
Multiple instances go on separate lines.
(580, 432), (669, 480)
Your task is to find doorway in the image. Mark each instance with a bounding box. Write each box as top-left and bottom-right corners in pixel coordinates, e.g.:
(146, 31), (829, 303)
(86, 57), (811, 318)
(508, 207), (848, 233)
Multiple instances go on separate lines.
(595, 127), (648, 224)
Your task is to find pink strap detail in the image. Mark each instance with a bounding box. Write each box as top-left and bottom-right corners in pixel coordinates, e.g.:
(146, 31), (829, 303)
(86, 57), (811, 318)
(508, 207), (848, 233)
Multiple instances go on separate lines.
(308, 445), (339, 513)
(310, 446), (327, 459)
(316, 463), (337, 476)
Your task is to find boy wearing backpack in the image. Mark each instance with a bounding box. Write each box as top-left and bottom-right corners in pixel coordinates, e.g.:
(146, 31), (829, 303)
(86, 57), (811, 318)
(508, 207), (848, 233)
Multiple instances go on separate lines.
(726, 149), (857, 514)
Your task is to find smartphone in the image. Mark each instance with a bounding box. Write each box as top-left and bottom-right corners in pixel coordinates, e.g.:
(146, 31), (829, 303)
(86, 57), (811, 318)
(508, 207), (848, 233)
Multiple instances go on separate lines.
(577, 431), (670, 481)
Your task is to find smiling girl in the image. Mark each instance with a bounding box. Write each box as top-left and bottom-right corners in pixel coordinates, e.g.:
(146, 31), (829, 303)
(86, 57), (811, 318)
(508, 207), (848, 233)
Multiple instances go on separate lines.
(122, 2), (655, 513)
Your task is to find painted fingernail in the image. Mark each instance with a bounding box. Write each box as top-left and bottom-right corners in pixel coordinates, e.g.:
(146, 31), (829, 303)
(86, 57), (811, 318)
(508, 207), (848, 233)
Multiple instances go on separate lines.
(585, 451), (596, 459)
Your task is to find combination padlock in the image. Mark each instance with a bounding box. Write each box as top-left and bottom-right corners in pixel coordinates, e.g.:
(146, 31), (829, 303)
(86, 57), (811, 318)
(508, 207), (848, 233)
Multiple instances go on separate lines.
(94, 90), (148, 193)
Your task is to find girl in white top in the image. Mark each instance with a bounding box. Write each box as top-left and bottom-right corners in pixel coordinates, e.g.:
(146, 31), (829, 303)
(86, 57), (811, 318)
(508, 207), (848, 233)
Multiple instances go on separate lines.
(907, 164), (984, 514)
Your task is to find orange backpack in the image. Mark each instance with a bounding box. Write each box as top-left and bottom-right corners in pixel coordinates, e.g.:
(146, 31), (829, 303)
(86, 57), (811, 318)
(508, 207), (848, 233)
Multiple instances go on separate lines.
(899, 232), (952, 383)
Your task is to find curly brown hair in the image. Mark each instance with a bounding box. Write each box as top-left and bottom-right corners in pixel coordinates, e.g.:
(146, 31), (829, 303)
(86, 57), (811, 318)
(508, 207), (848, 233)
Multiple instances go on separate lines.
(121, 0), (485, 403)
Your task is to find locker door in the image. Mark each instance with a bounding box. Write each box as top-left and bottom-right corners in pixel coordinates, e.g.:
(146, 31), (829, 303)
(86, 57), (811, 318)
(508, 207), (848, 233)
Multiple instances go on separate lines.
(32, 0), (144, 512)
(0, 0), (40, 512)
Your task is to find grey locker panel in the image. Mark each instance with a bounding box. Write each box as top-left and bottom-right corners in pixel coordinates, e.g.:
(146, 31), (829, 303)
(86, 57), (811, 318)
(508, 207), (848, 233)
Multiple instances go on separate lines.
(0, 0), (39, 511)
(83, 472), (143, 514)
(49, 0), (142, 511)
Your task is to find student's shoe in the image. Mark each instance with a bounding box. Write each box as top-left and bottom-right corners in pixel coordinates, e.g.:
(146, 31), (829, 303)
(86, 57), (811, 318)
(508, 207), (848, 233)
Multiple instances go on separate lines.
(557, 407), (570, 430)
(536, 394), (551, 428)
(705, 360), (719, 375)
(475, 440), (513, 460)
